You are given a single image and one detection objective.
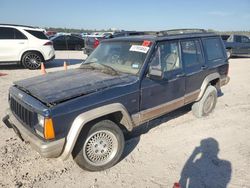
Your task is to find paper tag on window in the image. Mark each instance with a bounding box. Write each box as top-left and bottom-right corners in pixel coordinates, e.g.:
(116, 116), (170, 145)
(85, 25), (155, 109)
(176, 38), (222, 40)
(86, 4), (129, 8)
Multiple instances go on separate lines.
(129, 45), (149, 53)
(132, 63), (139, 69)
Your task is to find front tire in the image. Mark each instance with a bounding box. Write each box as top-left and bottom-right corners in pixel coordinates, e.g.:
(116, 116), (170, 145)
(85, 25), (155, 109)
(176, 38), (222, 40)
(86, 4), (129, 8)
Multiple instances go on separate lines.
(21, 52), (44, 70)
(72, 120), (125, 171)
(192, 85), (217, 118)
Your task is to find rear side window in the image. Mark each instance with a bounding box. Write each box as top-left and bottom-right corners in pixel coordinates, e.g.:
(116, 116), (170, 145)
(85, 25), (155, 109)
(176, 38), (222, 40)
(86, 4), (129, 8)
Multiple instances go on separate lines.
(181, 40), (203, 67)
(241, 36), (250, 43)
(203, 38), (224, 61)
(53, 35), (65, 41)
(14, 29), (27, 39)
(0, 27), (27, 39)
(25, 30), (48, 39)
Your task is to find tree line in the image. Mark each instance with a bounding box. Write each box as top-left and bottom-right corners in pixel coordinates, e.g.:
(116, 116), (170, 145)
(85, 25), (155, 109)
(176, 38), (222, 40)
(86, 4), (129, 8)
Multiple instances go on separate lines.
(44, 27), (250, 36)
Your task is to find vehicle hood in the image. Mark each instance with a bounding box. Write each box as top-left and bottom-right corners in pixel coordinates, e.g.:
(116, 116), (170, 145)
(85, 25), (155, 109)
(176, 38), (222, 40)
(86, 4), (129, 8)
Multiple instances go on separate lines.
(14, 68), (137, 105)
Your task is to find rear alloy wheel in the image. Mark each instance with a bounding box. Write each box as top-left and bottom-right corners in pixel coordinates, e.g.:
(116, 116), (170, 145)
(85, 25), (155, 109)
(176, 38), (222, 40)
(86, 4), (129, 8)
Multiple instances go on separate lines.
(192, 85), (217, 118)
(72, 120), (124, 171)
(22, 52), (43, 70)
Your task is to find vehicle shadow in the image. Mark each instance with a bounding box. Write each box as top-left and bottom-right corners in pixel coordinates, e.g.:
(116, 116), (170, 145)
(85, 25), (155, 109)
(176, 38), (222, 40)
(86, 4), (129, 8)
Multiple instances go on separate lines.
(0, 63), (24, 70)
(179, 138), (232, 188)
(121, 105), (192, 161)
(230, 56), (250, 59)
(45, 59), (83, 69)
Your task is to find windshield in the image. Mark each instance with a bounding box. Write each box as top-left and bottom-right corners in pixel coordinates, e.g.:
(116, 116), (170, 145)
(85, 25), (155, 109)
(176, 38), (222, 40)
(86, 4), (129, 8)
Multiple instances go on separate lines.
(82, 41), (151, 75)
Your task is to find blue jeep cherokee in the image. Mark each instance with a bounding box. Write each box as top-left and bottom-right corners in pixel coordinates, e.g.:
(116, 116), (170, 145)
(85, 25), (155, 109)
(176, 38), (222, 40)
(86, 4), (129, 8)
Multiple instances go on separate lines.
(3, 29), (230, 171)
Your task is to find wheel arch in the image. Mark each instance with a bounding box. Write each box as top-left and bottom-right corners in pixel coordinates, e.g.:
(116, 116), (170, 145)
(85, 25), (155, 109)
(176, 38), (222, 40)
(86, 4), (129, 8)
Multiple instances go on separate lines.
(20, 50), (45, 64)
(59, 103), (134, 160)
(196, 73), (220, 101)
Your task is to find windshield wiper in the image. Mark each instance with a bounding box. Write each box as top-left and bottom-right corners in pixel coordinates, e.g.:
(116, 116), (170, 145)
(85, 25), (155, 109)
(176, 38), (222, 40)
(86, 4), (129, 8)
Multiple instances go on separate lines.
(80, 62), (96, 70)
(80, 62), (119, 76)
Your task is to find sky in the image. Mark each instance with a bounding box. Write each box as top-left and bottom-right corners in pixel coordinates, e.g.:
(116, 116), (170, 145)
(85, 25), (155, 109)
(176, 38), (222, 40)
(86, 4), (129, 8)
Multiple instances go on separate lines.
(0, 0), (250, 31)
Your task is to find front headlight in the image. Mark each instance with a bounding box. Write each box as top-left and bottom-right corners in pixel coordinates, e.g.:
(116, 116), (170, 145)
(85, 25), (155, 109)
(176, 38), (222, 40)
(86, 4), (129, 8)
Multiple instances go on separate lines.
(37, 114), (45, 127)
(36, 114), (55, 139)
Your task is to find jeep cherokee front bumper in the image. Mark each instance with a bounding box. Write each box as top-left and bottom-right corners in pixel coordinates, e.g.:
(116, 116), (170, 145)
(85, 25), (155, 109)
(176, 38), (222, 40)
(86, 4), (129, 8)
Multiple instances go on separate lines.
(2, 109), (65, 158)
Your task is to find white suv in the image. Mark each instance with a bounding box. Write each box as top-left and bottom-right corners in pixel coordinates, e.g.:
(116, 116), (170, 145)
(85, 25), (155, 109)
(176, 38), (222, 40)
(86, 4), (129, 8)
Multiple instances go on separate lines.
(0, 24), (55, 69)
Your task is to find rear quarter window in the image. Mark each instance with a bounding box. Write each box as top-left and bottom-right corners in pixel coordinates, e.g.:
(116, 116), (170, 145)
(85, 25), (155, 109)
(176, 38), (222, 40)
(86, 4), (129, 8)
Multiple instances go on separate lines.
(202, 38), (225, 61)
(25, 30), (48, 39)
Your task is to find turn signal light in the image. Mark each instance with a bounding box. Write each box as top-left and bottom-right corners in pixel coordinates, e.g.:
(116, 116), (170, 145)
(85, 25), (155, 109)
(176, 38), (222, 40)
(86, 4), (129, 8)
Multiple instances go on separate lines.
(44, 118), (55, 140)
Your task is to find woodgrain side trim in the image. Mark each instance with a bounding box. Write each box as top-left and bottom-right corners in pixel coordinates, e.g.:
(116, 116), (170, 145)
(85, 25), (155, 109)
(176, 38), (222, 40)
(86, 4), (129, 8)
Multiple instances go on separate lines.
(132, 90), (200, 126)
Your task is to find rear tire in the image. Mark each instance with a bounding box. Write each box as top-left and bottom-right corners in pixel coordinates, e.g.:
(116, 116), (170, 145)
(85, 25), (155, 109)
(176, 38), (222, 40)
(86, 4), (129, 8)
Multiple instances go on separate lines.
(72, 120), (125, 171)
(192, 85), (217, 118)
(21, 52), (43, 70)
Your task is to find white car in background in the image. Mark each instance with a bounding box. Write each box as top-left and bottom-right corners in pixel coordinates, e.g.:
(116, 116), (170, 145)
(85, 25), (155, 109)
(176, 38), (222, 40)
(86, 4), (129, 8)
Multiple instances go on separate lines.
(0, 24), (55, 69)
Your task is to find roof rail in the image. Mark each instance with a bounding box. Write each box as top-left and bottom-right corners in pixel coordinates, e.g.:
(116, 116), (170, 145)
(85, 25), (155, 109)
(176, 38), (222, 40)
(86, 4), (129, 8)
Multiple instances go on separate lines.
(0, 23), (37, 29)
(156, 29), (209, 36)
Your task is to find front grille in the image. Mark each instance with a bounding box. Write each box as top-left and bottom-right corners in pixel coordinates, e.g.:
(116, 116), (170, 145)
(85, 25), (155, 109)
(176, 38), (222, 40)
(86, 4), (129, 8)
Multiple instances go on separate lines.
(10, 97), (36, 127)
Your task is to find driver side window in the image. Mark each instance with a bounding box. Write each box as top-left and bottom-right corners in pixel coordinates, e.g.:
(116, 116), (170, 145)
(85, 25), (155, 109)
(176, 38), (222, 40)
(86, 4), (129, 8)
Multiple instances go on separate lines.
(150, 41), (181, 73)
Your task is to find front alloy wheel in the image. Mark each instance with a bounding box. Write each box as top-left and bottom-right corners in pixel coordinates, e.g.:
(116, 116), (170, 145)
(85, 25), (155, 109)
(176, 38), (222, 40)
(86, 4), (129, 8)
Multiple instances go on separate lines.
(83, 130), (119, 166)
(72, 120), (125, 171)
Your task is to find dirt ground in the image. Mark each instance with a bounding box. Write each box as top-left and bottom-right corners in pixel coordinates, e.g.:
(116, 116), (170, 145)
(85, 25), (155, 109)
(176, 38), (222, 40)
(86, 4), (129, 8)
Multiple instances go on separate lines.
(0, 51), (249, 188)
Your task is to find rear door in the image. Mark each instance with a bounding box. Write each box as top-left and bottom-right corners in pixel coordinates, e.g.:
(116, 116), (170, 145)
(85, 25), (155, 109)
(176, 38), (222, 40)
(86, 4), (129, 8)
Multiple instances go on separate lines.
(180, 39), (206, 103)
(67, 36), (84, 50)
(0, 27), (28, 62)
(140, 40), (185, 122)
(240, 36), (250, 54)
(232, 35), (250, 55)
(53, 35), (67, 50)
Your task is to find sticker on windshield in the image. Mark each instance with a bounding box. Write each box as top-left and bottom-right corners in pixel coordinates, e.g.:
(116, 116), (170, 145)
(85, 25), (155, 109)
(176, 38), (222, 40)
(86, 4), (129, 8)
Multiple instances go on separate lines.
(129, 45), (149, 53)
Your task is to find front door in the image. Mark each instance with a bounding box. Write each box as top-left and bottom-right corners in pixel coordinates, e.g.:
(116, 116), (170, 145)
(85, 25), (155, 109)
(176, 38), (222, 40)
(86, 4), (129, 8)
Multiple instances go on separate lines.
(0, 27), (28, 62)
(139, 41), (185, 123)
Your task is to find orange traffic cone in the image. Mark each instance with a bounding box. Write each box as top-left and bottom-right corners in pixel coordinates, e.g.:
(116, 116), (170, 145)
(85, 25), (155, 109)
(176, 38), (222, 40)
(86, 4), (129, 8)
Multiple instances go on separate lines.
(64, 61), (68, 70)
(173, 182), (181, 188)
(41, 63), (46, 74)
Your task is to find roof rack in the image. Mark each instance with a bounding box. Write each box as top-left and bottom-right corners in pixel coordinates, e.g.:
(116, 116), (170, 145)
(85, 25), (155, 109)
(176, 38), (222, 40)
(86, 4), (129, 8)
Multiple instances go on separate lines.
(156, 29), (209, 36)
(0, 23), (37, 28)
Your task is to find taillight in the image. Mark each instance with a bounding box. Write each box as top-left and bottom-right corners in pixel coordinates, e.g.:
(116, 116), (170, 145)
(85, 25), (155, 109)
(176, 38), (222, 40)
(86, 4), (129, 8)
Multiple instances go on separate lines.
(93, 38), (99, 48)
(44, 41), (53, 46)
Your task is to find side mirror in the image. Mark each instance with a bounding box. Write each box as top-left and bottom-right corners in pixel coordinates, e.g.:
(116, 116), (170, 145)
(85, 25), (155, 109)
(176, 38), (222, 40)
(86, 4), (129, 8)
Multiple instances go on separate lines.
(148, 67), (163, 80)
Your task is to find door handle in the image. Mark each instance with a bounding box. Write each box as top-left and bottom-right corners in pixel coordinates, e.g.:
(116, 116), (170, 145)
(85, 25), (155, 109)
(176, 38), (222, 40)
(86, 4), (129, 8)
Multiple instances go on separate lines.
(201, 65), (208, 70)
(176, 73), (185, 78)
